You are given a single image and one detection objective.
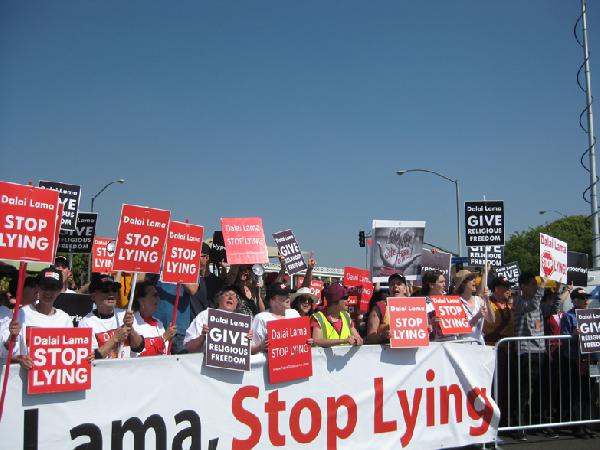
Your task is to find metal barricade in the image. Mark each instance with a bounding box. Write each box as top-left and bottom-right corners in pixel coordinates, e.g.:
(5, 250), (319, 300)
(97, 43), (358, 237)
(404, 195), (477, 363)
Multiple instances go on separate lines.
(493, 335), (600, 437)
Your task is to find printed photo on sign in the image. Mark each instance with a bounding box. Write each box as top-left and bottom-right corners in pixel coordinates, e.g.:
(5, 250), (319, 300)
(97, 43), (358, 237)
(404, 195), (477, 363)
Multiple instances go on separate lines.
(464, 201), (504, 246)
(430, 296), (471, 335)
(567, 251), (589, 287)
(575, 309), (600, 354)
(539, 233), (568, 283)
(495, 262), (520, 289)
(112, 204), (171, 273)
(272, 229), (307, 275)
(468, 246), (503, 268)
(417, 249), (451, 288)
(371, 220), (425, 282)
(58, 212), (97, 253)
(0, 181), (61, 263)
(268, 316), (312, 384)
(388, 297), (430, 348)
(221, 217), (268, 265)
(161, 221), (204, 284)
(205, 308), (252, 371)
(38, 181), (81, 232)
(92, 237), (115, 273)
(28, 327), (92, 395)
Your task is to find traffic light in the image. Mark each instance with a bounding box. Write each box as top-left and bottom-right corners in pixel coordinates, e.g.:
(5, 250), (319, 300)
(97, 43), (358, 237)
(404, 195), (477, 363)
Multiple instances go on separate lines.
(358, 231), (366, 247)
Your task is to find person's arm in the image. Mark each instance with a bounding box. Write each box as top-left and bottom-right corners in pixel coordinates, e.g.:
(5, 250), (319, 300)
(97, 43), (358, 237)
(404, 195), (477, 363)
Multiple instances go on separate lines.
(123, 311), (144, 351)
(96, 327), (129, 358)
(350, 325), (363, 346)
(365, 308), (388, 344)
(183, 283), (199, 296)
(185, 324), (208, 353)
(301, 257), (316, 288)
(273, 254), (287, 284)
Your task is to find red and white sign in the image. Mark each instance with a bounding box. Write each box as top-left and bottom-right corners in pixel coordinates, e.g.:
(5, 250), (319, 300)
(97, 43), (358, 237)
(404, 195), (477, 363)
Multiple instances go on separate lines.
(220, 217), (268, 265)
(91, 237), (115, 273)
(344, 267), (372, 312)
(0, 181), (61, 263)
(430, 296), (472, 335)
(161, 221), (204, 284)
(388, 297), (430, 348)
(296, 278), (325, 306)
(267, 316), (312, 384)
(112, 204), (170, 273)
(539, 232), (568, 282)
(27, 327), (92, 394)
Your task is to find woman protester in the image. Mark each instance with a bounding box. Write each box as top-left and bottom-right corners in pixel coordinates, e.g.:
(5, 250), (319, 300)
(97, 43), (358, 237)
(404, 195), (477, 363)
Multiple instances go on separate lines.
(225, 265), (265, 316)
(184, 288), (252, 353)
(290, 287), (319, 317)
(365, 274), (408, 344)
(311, 283), (363, 348)
(453, 269), (495, 344)
(131, 282), (177, 356)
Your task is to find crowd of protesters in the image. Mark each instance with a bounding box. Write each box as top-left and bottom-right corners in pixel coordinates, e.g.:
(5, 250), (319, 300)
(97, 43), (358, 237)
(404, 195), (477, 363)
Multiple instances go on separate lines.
(0, 244), (599, 439)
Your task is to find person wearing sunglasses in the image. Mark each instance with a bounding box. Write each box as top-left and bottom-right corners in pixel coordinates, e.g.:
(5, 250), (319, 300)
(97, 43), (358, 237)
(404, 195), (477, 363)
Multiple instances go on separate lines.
(290, 287), (319, 317)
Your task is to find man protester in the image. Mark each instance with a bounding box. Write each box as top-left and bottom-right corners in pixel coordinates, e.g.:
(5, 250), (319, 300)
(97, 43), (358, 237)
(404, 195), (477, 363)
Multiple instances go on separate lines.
(54, 256), (77, 293)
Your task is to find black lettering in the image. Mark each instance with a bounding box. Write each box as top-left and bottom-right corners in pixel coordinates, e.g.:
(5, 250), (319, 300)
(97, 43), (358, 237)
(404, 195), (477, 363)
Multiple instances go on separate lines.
(111, 414), (167, 450)
(71, 423), (102, 450)
(172, 410), (201, 450)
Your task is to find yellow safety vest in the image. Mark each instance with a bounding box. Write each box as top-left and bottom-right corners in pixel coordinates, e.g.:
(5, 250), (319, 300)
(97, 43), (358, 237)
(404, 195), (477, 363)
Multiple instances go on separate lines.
(312, 311), (352, 341)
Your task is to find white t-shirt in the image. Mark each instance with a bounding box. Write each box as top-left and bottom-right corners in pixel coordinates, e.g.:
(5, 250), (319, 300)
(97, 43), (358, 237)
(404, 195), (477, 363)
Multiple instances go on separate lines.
(78, 309), (131, 358)
(10, 304), (73, 355)
(0, 306), (13, 361)
(252, 308), (300, 345)
(460, 296), (485, 344)
(132, 311), (166, 357)
(183, 309), (209, 347)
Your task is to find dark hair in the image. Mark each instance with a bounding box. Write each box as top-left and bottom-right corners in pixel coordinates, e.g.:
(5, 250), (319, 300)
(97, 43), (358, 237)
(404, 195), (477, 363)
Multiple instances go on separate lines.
(132, 281), (155, 311)
(388, 273), (407, 284)
(518, 272), (536, 287)
(455, 273), (477, 295)
(421, 270), (444, 296)
(368, 290), (388, 315)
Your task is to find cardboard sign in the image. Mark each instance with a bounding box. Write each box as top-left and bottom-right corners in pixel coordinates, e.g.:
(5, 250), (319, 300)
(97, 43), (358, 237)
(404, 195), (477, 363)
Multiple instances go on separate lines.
(576, 309), (600, 354)
(296, 277), (325, 306)
(0, 181), (61, 263)
(430, 296), (471, 335)
(418, 249), (452, 288)
(210, 230), (226, 264)
(38, 181), (81, 231)
(388, 297), (430, 348)
(220, 217), (268, 265)
(468, 246), (503, 268)
(267, 316), (312, 384)
(91, 237), (115, 273)
(28, 327), (92, 394)
(539, 233), (568, 283)
(205, 308), (251, 371)
(567, 251), (589, 287)
(161, 221), (204, 284)
(272, 229), (307, 275)
(464, 201), (504, 246)
(495, 262), (520, 289)
(57, 212), (97, 253)
(371, 220), (426, 282)
(112, 204), (170, 273)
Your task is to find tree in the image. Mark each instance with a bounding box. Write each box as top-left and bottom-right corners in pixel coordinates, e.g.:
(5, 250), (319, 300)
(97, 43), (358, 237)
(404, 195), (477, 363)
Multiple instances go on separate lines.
(503, 215), (592, 274)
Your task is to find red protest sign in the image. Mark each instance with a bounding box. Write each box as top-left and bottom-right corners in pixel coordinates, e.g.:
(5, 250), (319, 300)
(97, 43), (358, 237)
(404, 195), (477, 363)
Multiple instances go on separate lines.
(343, 267), (372, 312)
(161, 221), (204, 284)
(112, 204), (170, 273)
(92, 237), (115, 273)
(430, 296), (471, 335)
(0, 181), (61, 263)
(220, 217), (268, 265)
(267, 316), (312, 384)
(388, 297), (430, 348)
(343, 266), (363, 286)
(296, 277), (325, 306)
(28, 327), (92, 394)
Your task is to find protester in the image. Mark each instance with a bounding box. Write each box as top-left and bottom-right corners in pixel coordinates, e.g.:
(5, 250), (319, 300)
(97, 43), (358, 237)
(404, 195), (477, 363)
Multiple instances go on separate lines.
(366, 274), (408, 344)
(54, 256), (77, 293)
(290, 287), (319, 317)
(78, 274), (144, 359)
(131, 281), (177, 356)
(182, 243), (224, 319)
(453, 269), (494, 345)
(311, 282), (363, 347)
(184, 288), (252, 353)
(251, 283), (300, 354)
(483, 276), (513, 346)
(226, 265), (265, 316)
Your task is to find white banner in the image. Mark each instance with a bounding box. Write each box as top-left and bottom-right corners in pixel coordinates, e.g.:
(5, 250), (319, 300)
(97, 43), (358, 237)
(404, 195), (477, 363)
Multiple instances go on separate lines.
(539, 232), (568, 282)
(0, 343), (498, 450)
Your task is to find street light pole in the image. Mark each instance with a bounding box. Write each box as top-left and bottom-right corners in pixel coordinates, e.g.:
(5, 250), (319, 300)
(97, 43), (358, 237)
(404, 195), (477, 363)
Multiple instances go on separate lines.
(396, 169), (462, 257)
(539, 210), (568, 218)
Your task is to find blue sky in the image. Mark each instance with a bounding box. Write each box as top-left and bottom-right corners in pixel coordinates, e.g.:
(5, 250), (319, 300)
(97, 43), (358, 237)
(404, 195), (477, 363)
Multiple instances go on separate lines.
(1, 1), (598, 268)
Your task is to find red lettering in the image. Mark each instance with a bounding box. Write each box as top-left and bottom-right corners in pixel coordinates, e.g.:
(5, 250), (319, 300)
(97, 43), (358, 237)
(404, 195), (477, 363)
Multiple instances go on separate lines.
(373, 377), (397, 433)
(440, 384), (463, 424)
(326, 395), (357, 450)
(265, 390), (286, 446)
(467, 388), (493, 436)
(397, 388), (422, 447)
(426, 369), (435, 427)
(289, 398), (321, 444)
(232, 386), (261, 450)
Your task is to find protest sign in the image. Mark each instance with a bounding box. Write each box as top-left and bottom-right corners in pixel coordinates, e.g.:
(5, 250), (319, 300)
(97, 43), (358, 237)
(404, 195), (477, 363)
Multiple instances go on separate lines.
(576, 309), (600, 354)
(371, 220), (425, 282)
(268, 316), (312, 383)
(57, 212), (97, 253)
(418, 249), (451, 288)
(54, 294), (93, 327)
(495, 262), (521, 289)
(0, 181), (61, 263)
(272, 229), (306, 275)
(209, 230), (226, 264)
(539, 233), (568, 283)
(27, 327), (92, 394)
(112, 204), (170, 273)
(388, 297), (430, 348)
(430, 296), (472, 335)
(296, 277), (324, 306)
(91, 237), (115, 273)
(468, 246), (503, 268)
(567, 251), (589, 287)
(220, 217), (268, 265)
(344, 267), (372, 311)
(38, 181), (81, 231)
(205, 308), (251, 371)
(464, 201), (504, 247)
(161, 221), (204, 284)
